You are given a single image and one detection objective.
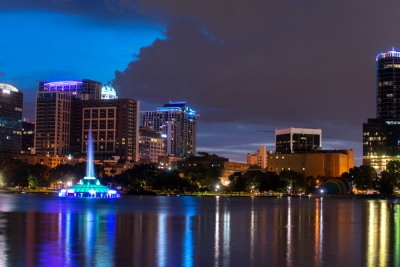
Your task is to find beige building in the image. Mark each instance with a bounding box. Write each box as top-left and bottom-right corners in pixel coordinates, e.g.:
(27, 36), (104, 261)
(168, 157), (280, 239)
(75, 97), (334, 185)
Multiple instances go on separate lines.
(247, 146), (272, 169)
(19, 155), (86, 168)
(268, 150), (354, 178)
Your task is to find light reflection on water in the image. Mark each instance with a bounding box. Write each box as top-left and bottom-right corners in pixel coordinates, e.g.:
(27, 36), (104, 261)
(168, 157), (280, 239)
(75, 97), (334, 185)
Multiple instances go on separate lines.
(1, 195), (400, 266)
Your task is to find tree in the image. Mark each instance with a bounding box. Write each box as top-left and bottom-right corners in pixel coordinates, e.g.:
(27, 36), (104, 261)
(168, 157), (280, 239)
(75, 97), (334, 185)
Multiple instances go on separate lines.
(378, 170), (396, 195)
(280, 170), (305, 193)
(197, 152), (210, 156)
(342, 165), (376, 192)
(234, 175), (248, 196)
(259, 171), (287, 193)
(207, 167), (221, 189)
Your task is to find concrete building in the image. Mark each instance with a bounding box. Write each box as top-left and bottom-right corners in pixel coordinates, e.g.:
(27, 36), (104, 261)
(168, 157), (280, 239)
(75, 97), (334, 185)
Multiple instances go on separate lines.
(139, 127), (166, 163)
(34, 91), (71, 156)
(0, 83), (23, 156)
(275, 127), (322, 153)
(247, 146), (272, 168)
(70, 98), (140, 162)
(268, 150), (354, 178)
(141, 101), (197, 157)
(22, 119), (35, 154)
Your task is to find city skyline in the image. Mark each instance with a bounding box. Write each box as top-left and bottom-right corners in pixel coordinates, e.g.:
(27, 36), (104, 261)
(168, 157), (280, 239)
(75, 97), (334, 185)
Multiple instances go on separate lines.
(3, 1), (400, 165)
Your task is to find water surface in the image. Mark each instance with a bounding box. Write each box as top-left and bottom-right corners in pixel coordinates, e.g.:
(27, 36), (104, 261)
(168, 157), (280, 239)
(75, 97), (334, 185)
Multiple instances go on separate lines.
(0, 194), (398, 266)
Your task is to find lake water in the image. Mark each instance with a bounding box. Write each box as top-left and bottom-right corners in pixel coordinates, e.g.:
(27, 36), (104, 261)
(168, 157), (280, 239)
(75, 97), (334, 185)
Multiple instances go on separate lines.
(0, 194), (399, 266)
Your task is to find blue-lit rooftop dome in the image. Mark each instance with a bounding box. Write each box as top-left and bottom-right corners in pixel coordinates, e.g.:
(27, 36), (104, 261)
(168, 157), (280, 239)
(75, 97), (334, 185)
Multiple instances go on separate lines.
(101, 83), (118, 99)
(157, 101), (196, 115)
(376, 50), (400, 61)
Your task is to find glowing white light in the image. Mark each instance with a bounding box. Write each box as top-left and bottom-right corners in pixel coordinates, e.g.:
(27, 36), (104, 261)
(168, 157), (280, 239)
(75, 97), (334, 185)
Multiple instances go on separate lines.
(67, 189), (75, 193)
(101, 83), (118, 99)
(108, 190), (117, 194)
(88, 190), (96, 195)
(161, 134), (167, 138)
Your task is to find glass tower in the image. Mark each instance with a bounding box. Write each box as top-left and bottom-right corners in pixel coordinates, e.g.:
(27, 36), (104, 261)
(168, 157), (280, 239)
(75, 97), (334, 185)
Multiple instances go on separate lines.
(0, 83), (23, 156)
(376, 50), (400, 119)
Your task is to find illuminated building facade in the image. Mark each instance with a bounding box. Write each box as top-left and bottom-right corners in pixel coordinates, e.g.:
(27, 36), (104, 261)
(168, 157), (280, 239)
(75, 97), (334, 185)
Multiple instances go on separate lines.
(34, 91), (71, 156)
(275, 127), (322, 153)
(0, 83), (23, 156)
(141, 101), (197, 157)
(22, 119), (35, 154)
(101, 83), (118, 99)
(39, 79), (101, 100)
(139, 127), (166, 163)
(363, 50), (400, 169)
(70, 98), (140, 162)
(247, 146), (272, 168)
(268, 150), (354, 178)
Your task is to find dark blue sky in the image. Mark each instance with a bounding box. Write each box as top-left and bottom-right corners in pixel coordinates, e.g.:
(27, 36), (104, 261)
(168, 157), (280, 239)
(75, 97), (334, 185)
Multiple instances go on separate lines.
(3, 0), (399, 165)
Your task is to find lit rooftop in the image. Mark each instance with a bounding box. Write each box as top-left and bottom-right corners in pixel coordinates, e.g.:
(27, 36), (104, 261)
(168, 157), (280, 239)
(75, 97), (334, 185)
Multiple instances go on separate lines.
(0, 83), (19, 92)
(44, 81), (83, 86)
(376, 50), (400, 61)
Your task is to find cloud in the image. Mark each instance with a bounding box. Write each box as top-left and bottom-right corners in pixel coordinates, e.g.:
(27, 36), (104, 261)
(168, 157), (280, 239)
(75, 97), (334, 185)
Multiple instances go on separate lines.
(0, 72), (4, 78)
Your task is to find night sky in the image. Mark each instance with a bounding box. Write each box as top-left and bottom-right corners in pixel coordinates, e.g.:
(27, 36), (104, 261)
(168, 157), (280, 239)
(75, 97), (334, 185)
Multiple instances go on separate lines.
(2, 0), (398, 165)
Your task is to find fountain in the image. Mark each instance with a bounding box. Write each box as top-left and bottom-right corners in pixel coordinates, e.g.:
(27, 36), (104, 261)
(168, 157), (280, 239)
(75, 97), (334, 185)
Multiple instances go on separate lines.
(58, 125), (120, 198)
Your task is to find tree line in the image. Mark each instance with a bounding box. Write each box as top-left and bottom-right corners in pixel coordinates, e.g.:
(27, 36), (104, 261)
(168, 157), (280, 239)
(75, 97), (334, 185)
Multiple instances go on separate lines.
(341, 161), (400, 196)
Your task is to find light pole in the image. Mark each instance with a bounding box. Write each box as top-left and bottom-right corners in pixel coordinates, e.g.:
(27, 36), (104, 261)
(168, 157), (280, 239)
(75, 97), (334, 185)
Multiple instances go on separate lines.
(216, 185), (220, 195)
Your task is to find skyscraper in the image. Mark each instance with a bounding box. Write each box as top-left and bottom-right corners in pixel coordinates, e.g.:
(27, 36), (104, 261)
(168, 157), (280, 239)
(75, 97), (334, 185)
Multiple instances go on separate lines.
(363, 50), (400, 169)
(141, 101), (197, 157)
(70, 98), (140, 161)
(376, 50), (400, 119)
(0, 83), (23, 156)
(34, 90), (71, 156)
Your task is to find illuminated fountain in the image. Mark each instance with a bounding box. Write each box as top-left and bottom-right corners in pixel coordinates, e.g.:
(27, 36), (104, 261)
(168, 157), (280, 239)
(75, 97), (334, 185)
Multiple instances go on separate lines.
(58, 125), (120, 198)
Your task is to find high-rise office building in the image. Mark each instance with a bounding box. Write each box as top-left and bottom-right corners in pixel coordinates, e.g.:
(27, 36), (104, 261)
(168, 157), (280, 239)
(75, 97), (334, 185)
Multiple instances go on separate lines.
(139, 127), (166, 163)
(34, 91), (71, 156)
(363, 50), (400, 169)
(39, 79), (101, 100)
(35, 80), (140, 161)
(22, 119), (35, 154)
(70, 98), (140, 161)
(141, 101), (197, 157)
(275, 128), (321, 153)
(0, 83), (23, 156)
